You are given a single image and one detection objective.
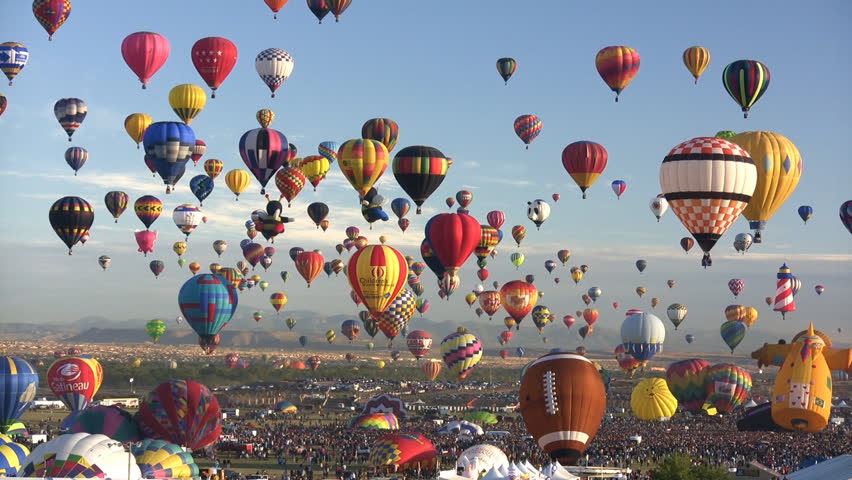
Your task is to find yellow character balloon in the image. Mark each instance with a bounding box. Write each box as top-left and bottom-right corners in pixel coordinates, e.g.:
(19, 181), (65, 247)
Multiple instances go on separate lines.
(168, 84), (207, 125)
(729, 131), (802, 243)
(630, 377), (678, 421)
(751, 324), (852, 432)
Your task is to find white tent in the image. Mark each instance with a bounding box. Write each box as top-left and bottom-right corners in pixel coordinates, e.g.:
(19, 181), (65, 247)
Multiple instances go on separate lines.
(834, 400), (849, 408)
(744, 399), (758, 408)
(785, 455), (852, 480)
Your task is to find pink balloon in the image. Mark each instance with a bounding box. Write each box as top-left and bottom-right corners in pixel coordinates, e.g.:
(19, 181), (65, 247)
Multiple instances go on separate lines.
(121, 32), (171, 89)
(135, 230), (158, 256)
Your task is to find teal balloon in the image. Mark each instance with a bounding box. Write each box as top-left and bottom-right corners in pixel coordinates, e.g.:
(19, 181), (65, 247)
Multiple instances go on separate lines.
(720, 321), (746, 354)
(178, 274), (238, 343)
(299, 335), (308, 347)
(0, 357), (38, 434)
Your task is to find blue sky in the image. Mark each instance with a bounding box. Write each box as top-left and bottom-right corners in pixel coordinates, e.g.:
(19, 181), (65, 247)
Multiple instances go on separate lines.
(1, 1), (850, 354)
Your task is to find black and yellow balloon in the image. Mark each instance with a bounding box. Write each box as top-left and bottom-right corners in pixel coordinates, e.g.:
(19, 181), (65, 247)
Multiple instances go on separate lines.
(169, 84), (207, 125)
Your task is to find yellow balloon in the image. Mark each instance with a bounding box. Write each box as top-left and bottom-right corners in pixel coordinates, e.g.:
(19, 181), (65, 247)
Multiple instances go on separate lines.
(225, 169), (252, 199)
(378, 235), (388, 245)
(168, 84), (207, 125)
(131, 358), (142, 367)
(742, 307), (759, 328)
(636, 286), (647, 298)
(124, 113), (152, 149)
(682, 46), (711, 84)
(347, 245), (408, 319)
(729, 132), (802, 243)
(376, 360), (386, 369)
(299, 155), (330, 190)
(172, 241), (187, 257)
(338, 139), (390, 198)
(464, 293), (477, 307)
(571, 269), (583, 284)
(630, 378), (678, 420)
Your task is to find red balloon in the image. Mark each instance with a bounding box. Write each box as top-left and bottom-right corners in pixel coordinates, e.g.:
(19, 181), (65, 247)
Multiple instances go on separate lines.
(136, 380), (222, 450)
(406, 330), (433, 359)
(486, 210), (505, 230)
(47, 356), (104, 411)
(425, 213), (481, 278)
(121, 32), (170, 89)
(476, 268), (489, 281)
(295, 251), (324, 287)
(562, 315), (575, 328)
(561, 141), (608, 199)
(191, 37), (239, 98)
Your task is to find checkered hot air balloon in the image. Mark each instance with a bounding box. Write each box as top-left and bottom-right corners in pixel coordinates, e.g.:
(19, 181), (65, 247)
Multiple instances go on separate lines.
(239, 127), (289, 195)
(255, 48), (294, 98)
(378, 289), (416, 342)
(659, 137), (757, 267)
(368, 433), (437, 473)
(440, 332), (483, 381)
(32, 0), (72, 41)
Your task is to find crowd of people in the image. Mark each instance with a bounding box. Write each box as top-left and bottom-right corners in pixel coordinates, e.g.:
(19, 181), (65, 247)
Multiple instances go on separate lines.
(210, 407), (851, 479)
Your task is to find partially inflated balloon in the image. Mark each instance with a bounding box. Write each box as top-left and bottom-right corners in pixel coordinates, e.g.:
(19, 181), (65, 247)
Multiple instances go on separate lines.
(136, 380), (222, 450)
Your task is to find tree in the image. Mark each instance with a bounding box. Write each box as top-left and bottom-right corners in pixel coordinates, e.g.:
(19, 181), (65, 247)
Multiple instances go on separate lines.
(652, 453), (729, 480)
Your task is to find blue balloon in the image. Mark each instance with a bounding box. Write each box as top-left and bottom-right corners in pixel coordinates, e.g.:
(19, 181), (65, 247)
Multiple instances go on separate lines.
(391, 198), (411, 219)
(143, 122), (196, 192)
(189, 175), (214, 206)
(797, 205), (813, 224)
(0, 357), (38, 433)
(177, 274), (238, 341)
(635, 259), (647, 273)
(318, 140), (338, 164)
(515, 346), (526, 357)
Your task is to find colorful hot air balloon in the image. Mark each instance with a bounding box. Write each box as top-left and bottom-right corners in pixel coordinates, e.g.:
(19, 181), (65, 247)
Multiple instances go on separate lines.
(172, 204), (201, 239)
(204, 158), (223, 180)
(774, 263), (796, 319)
(54, 98), (87, 141)
(611, 180), (627, 199)
(239, 128), (289, 196)
(729, 132), (802, 243)
(392, 146), (449, 214)
(327, 0), (351, 21)
(49, 196), (94, 255)
(102, 191), (129, 224)
(840, 200), (852, 234)
(440, 332), (482, 381)
(660, 137), (756, 267)
(0, 357), (38, 434)
(797, 205), (813, 224)
(168, 84), (206, 125)
(680, 237), (694, 253)
(256, 109), (275, 129)
(144, 121), (196, 193)
(131, 439), (199, 479)
(650, 196), (669, 222)
(361, 118), (400, 153)
(294, 251), (323, 287)
(191, 37), (238, 98)
(255, 48), (294, 98)
(422, 359), (442, 381)
(526, 199), (551, 229)
(307, 0), (331, 23)
(513, 115), (542, 149)
(178, 274), (238, 350)
(338, 139), (390, 198)
(33, 0), (72, 40)
(20, 433), (141, 479)
(722, 60), (770, 118)
(728, 278), (744, 298)
(121, 32), (170, 89)
(224, 169), (252, 200)
(682, 46), (710, 84)
(136, 380), (222, 450)
(47, 356), (103, 411)
(685, 334), (695, 344)
(720, 321), (746, 353)
(300, 155), (331, 190)
(0, 42), (29, 85)
(562, 141), (608, 199)
(500, 280), (538, 328)
(146, 319), (166, 343)
(496, 57), (517, 85)
(378, 289), (416, 341)
(666, 358), (710, 414)
(595, 46), (640, 102)
(704, 364), (752, 413)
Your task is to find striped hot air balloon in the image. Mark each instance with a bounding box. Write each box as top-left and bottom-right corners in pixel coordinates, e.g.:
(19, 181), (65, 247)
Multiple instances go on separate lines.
(774, 264), (796, 319)
(722, 60), (770, 118)
(595, 46), (640, 102)
(440, 332), (482, 381)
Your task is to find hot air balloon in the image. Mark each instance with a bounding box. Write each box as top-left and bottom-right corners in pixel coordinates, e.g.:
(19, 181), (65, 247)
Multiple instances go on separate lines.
(840, 200), (852, 234)
(123, 112), (153, 149)
(146, 319), (166, 343)
(660, 137), (756, 267)
(263, 0), (289, 18)
(168, 84), (206, 125)
(509, 252), (525, 269)
(239, 128), (290, 196)
(595, 46), (640, 102)
(682, 46), (710, 84)
(0, 42), (29, 85)
(635, 286), (646, 298)
(392, 146), (449, 214)
(531, 305), (551, 333)
(621, 312), (666, 365)
(224, 169), (251, 200)
(666, 303), (687, 330)
(570, 267), (583, 285)
(172, 204), (201, 239)
(47, 356), (103, 412)
(496, 57), (517, 84)
(121, 32), (170, 89)
(102, 191), (129, 224)
(614, 344), (640, 375)
(734, 233), (753, 254)
(650, 196), (668, 222)
(704, 364), (752, 413)
(630, 378), (677, 420)
(774, 263), (796, 319)
(685, 334), (695, 344)
(425, 213), (481, 280)
(796, 205), (813, 224)
(562, 141), (608, 199)
(136, 380), (221, 450)
(318, 140), (338, 164)
(635, 259), (647, 273)
(728, 279), (744, 298)
(440, 332), (482, 381)
(526, 199), (550, 229)
(191, 37), (238, 98)
(300, 155), (331, 190)
(421, 359), (442, 381)
(269, 292), (288, 313)
(723, 60), (770, 118)
(513, 115), (542, 149)
(62, 146), (87, 175)
(20, 433), (142, 479)
(519, 352), (606, 465)
(204, 158), (223, 180)
(378, 289), (416, 342)
(500, 280), (538, 328)
(720, 321), (746, 354)
(337, 139), (390, 200)
(33, 0), (72, 40)
(148, 260), (164, 278)
(143, 121), (196, 193)
(361, 118), (400, 153)
(0, 357), (38, 434)
(307, 0), (331, 23)
(729, 132), (802, 243)
(294, 251), (323, 287)
(666, 358), (710, 414)
(49, 196), (94, 255)
(54, 98), (87, 141)
(132, 439), (199, 480)
(256, 48), (294, 97)
(178, 274), (238, 351)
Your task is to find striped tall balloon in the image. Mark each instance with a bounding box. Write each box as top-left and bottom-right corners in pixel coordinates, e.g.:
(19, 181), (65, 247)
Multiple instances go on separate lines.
(773, 263), (795, 319)
(239, 127), (289, 195)
(440, 332), (483, 381)
(722, 60), (770, 118)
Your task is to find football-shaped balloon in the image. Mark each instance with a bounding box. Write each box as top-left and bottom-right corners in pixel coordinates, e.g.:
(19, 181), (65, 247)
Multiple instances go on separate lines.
(519, 352), (606, 465)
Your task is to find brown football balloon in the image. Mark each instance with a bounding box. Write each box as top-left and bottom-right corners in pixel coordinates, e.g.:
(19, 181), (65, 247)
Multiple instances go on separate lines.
(519, 352), (606, 465)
